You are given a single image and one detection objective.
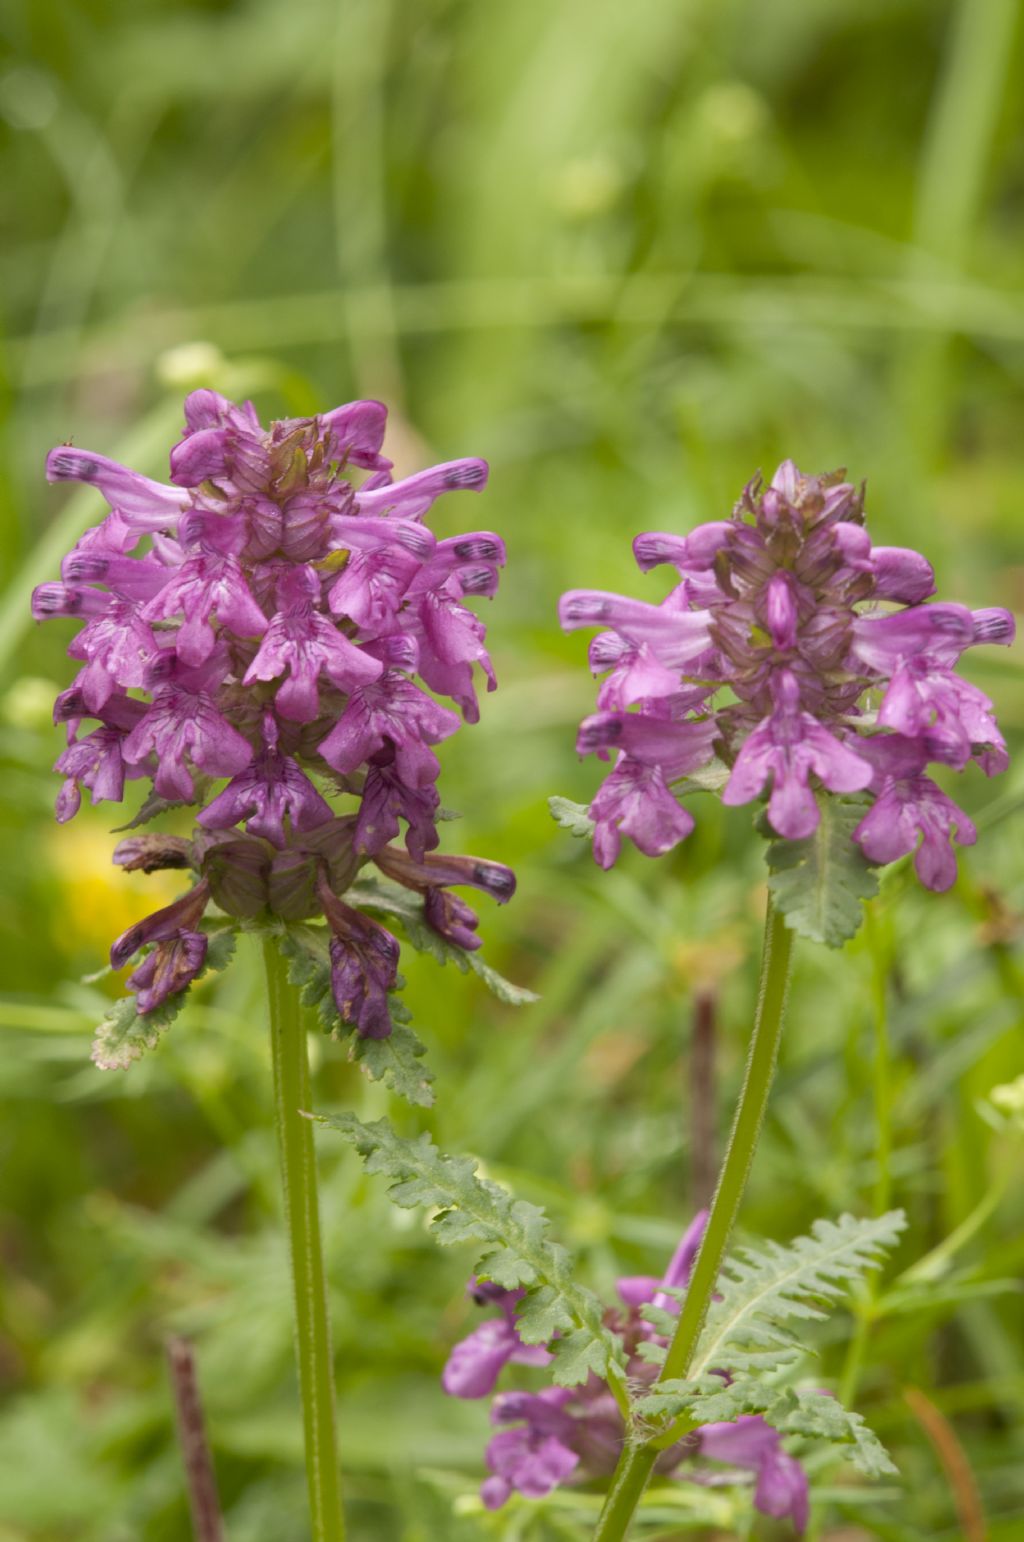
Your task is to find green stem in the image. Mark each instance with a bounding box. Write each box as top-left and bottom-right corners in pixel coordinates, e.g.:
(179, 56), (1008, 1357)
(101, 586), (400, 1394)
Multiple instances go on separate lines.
(837, 908), (892, 1415)
(264, 936), (346, 1542)
(593, 898), (794, 1542)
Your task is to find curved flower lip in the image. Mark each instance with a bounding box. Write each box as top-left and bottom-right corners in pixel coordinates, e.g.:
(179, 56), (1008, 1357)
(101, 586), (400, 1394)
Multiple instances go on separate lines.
(122, 686), (254, 801)
(242, 604), (384, 721)
(317, 398), (389, 467)
(141, 554), (269, 667)
(560, 591), (713, 668)
(46, 448), (188, 521)
(329, 514), (436, 561)
(722, 705), (872, 841)
(109, 879), (211, 969)
(590, 756), (695, 869)
(317, 673), (462, 787)
(869, 546), (936, 603)
(355, 458), (489, 519)
(850, 601), (975, 672)
(853, 773), (976, 892)
(31, 583), (110, 621)
(632, 522), (732, 573)
(576, 711), (717, 776)
(374, 845), (516, 902)
(197, 749), (333, 848)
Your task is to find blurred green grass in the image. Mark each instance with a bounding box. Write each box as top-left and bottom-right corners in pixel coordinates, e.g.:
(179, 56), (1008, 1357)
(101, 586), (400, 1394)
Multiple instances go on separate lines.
(1, 0), (1024, 1537)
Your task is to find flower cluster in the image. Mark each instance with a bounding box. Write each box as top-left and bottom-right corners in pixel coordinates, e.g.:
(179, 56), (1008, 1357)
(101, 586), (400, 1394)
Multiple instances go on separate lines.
(561, 462), (1015, 889)
(34, 392), (513, 1032)
(442, 1214), (809, 1530)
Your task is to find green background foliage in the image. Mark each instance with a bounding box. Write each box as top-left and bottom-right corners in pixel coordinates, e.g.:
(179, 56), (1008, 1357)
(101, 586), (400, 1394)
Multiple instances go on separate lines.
(1, 0), (1023, 1536)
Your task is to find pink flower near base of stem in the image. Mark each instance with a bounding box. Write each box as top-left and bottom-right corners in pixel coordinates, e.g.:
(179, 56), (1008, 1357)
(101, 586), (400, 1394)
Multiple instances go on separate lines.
(442, 1214), (810, 1532)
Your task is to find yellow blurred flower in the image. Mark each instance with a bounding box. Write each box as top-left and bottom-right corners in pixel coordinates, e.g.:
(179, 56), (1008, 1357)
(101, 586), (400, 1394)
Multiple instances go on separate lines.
(48, 820), (186, 956)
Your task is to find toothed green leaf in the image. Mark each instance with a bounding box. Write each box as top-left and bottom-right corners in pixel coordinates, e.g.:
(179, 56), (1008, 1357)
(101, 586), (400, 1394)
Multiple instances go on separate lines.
(277, 925), (435, 1105)
(91, 925), (237, 1070)
(637, 1380), (896, 1478)
(317, 1111), (622, 1386)
(548, 795), (596, 839)
(349, 877), (538, 1005)
(766, 794), (879, 947)
(781, 1388), (898, 1477)
(689, 1211), (906, 1382)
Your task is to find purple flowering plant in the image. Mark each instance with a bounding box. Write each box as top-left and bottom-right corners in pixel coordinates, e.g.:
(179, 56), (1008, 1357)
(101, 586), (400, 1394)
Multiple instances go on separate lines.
(556, 460), (1013, 939)
(34, 390), (527, 1078)
(516, 459), (1013, 1540)
(315, 461), (1013, 1541)
(34, 390), (532, 1542)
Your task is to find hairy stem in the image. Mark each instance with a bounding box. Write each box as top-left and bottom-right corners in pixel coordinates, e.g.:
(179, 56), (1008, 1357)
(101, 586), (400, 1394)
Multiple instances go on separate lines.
(264, 936), (345, 1542)
(593, 898), (794, 1542)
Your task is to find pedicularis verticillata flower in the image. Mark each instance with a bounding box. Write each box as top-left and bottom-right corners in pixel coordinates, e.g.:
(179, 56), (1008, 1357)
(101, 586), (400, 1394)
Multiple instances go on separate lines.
(443, 1214), (809, 1532)
(560, 461), (1014, 891)
(34, 392), (513, 1039)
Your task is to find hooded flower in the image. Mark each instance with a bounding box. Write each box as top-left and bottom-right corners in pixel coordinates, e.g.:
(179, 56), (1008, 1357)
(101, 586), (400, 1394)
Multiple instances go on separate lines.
(35, 393), (513, 1033)
(561, 461), (1014, 890)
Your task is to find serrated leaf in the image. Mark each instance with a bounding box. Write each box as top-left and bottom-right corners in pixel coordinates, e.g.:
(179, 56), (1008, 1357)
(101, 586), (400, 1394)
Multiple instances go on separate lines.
(548, 795), (596, 839)
(637, 1374), (781, 1428)
(91, 925), (237, 1070)
(351, 1021), (435, 1107)
(689, 1212), (905, 1384)
(464, 953), (539, 1006)
(548, 1327), (611, 1387)
(636, 1380), (896, 1479)
(317, 1112), (622, 1386)
(277, 924), (340, 1033)
(766, 795), (879, 947)
(91, 994), (186, 1071)
(349, 878), (538, 1006)
(782, 1390), (897, 1478)
(277, 925), (435, 1105)
(111, 788), (195, 831)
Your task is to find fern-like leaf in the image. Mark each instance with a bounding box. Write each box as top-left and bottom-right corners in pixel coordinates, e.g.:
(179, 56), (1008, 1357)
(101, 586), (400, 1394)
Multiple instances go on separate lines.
(636, 1213), (904, 1479)
(637, 1381), (896, 1478)
(687, 1211), (905, 1382)
(317, 1111), (623, 1388)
